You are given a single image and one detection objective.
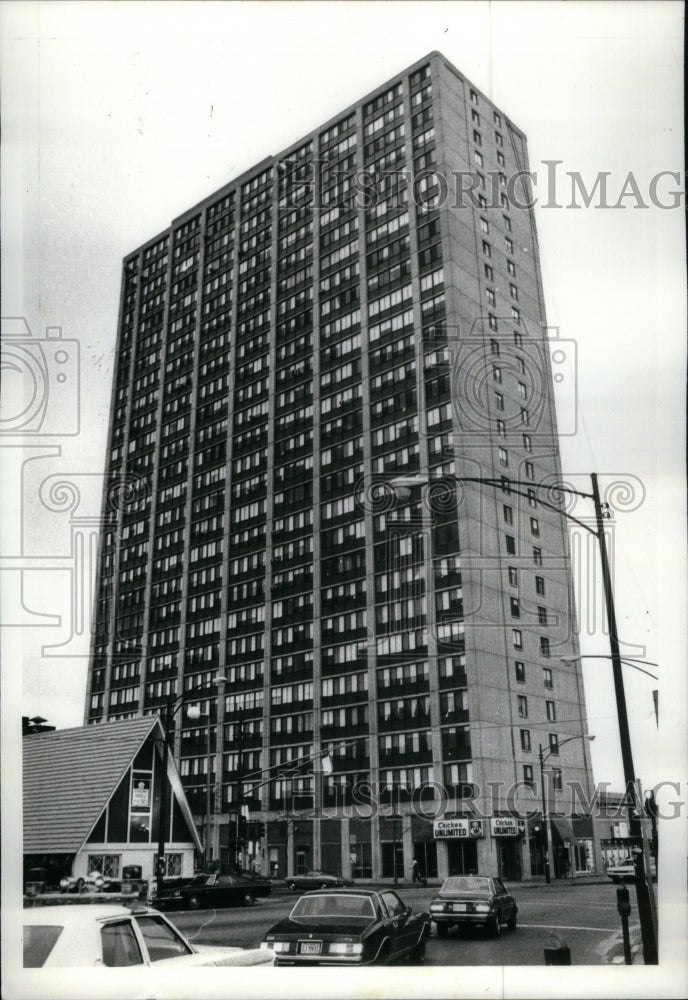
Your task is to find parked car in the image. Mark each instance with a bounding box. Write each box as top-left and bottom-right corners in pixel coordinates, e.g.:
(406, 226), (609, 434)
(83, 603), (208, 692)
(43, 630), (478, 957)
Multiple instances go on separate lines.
(286, 870), (353, 890)
(152, 872), (271, 910)
(606, 855), (657, 883)
(23, 903), (275, 969)
(261, 888), (431, 965)
(429, 875), (517, 937)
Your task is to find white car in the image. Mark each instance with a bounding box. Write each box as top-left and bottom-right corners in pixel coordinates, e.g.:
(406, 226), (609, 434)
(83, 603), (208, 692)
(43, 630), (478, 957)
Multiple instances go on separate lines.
(606, 855), (657, 882)
(23, 903), (275, 969)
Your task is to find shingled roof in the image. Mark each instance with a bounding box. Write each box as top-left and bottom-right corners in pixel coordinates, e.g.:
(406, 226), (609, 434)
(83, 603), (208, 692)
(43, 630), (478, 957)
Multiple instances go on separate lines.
(23, 716), (169, 854)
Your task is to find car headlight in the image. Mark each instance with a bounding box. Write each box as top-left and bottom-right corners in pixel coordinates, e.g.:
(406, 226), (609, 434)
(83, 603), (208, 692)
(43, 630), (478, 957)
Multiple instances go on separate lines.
(474, 903), (491, 913)
(430, 902), (446, 912)
(59, 877), (71, 889)
(328, 942), (363, 956)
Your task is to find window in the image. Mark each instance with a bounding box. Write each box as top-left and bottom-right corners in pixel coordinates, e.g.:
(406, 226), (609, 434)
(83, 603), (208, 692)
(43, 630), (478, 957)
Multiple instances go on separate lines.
(533, 546), (542, 566)
(505, 535), (516, 555)
(470, 89), (478, 105)
(510, 283), (518, 300)
(503, 214), (512, 231)
(523, 764), (534, 788)
(515, 660), (526, 683)
(510, 596), (520, 618)
(473, 129), (482, 145)
(521, 408), (530, 425)
(543, 667), (553, 689)
(497, 419), (506, 437)
(523, 433), (532, 452)
(537, 606), (548, 625)
(527, 488), (537, 508)
(484, 263), (493, 281)
(508, 566), (518, 586)
(535, 575), (545, 595)
(520, 729), (531, 751)
(513, 329), (521, 347)
(488, 313), (498, 331)
(136, 915), (192, 962)
(490, 338), (500, 356)
(493, 111), (502, 125)
(100, 921), (144, 967)
(495, 391), (504, 411)
(501, 476), (511, 493)
(518, 381), (527, 399)
(546, 700), (556, 721)
(498, 447), (508, 466)
(517, 694), (528, 717)
(503, 504), (513, 525)
(540, 636), (550, 658)
(482, 240), (491, 258)
(486, 288), (495, 306)
(525, 461), (534, 480)
(480, 217), (489, 234)
(530, 516), (540, 536)
(549, 733), (559, 755)
(472, 109), (480, 124)
(507, 259), (515, 276)
(512, 628), (523, 650)
(493, 364), (501, 382)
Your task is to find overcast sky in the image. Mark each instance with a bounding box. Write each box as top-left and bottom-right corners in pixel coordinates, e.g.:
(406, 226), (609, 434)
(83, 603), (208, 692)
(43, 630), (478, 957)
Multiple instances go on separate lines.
(2, 1), (686, 994)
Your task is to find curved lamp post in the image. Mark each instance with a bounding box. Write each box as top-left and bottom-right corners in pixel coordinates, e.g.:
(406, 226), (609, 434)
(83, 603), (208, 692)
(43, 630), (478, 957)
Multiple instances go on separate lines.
(391, 472), (657, 961)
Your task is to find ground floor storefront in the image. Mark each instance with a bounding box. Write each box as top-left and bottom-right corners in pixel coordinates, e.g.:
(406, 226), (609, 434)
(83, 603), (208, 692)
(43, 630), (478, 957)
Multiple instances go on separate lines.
(212, 810), (599, 882)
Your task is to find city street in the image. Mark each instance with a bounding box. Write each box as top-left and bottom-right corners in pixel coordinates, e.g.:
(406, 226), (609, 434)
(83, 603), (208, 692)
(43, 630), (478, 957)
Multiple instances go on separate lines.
(169, 880), (640, 966)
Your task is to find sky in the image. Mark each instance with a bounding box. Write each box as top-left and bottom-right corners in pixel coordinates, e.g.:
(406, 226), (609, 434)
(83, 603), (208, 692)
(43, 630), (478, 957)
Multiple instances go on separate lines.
(1, 1), (685, 995)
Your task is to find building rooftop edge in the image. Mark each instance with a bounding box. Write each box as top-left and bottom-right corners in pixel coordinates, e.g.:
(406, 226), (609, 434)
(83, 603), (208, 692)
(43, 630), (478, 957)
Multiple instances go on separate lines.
(123, 50), (525, 263)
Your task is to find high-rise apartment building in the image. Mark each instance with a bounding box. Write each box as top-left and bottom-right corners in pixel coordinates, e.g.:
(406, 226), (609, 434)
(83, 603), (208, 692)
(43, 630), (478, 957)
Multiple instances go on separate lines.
(87, 52), (595, 882)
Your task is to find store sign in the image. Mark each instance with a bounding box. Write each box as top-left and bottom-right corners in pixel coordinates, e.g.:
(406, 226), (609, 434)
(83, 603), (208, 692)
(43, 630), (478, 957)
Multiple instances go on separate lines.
(131, 778), (151, 809)
(433, 818), (484, 839)
(490, 818), (526, 838)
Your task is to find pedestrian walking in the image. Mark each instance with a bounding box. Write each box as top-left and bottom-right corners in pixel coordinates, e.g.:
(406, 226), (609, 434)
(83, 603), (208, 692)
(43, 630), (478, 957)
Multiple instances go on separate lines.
(411, 859), (425, 884)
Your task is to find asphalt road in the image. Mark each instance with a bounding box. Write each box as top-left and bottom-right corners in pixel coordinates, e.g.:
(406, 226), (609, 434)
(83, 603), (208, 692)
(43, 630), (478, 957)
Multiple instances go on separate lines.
(168, 880), (639, 966)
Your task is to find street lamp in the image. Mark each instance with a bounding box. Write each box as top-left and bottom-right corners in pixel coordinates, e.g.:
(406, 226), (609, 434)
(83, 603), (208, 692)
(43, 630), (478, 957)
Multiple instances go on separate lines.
(538, 735), (595, 884)
(390, 471), (658, 962)
(155, 674), (227, 895)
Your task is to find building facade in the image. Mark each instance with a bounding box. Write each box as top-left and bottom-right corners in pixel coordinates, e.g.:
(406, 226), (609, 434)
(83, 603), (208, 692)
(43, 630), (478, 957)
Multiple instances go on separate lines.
(86, 51), (595, 881)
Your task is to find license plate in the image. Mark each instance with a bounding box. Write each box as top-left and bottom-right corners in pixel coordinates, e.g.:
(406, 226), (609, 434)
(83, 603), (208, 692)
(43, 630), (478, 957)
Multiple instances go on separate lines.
(452, 903), (467, 912)
(299, 941), (322, 955)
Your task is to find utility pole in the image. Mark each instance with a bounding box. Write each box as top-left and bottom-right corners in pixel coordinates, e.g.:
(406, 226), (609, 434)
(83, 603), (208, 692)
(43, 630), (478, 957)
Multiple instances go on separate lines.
(591, 474), (657, 964)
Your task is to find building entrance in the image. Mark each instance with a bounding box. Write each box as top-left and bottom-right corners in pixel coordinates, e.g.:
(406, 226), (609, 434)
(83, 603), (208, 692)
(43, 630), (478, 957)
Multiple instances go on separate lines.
(446, 840), (478, 875)
(497, 839), (522, 881)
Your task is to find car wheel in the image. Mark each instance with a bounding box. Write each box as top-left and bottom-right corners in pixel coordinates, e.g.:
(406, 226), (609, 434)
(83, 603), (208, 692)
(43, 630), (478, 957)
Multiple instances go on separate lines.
(490, 914), (502, 937)
(243, 892), (256, 906)
(436, 923), (448, 939)
(507, 911), (517, 932)
(377, 941), (392, 966)
(187, 894), (202, 911)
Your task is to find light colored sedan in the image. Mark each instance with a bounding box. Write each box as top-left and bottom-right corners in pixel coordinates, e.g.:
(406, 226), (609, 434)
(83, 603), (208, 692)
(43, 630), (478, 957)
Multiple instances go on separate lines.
(23, 903), (275, 969)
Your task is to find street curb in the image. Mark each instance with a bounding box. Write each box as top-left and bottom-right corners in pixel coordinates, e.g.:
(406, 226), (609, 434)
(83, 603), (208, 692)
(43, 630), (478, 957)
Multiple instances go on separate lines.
(603, 924), (642, 964)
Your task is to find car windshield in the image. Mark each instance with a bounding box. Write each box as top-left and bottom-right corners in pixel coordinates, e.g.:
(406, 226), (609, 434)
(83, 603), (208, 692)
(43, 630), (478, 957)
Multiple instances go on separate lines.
(291, 894), (375, 918)
(441, 877), (491, 893)
(23, 925), (64, 968)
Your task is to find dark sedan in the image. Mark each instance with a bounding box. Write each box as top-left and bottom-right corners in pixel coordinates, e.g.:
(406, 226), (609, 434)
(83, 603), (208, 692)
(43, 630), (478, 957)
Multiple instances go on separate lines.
(261, 888), (431, 965)
(429, 875), (517, 937)
(286, 870), (353, 890)
(153, 872), (271, 910)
